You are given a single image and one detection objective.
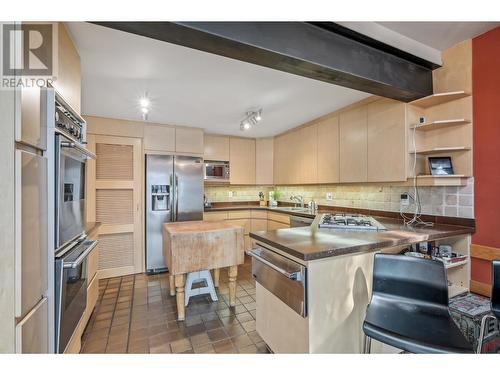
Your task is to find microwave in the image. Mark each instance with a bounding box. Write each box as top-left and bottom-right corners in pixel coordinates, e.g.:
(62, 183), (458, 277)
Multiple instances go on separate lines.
(204, 161), (230, 181)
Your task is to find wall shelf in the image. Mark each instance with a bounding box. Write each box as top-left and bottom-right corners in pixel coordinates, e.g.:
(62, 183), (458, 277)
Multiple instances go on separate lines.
(410, 119), (470, 131)
(449, 284), (469, 298)
(410, 147), (471, 155)
(403, 176), (468, 186)
(410, 91), (470, 108)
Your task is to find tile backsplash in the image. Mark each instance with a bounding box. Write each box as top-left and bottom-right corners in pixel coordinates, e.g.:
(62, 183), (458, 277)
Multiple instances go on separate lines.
(204, 178), (474, 218)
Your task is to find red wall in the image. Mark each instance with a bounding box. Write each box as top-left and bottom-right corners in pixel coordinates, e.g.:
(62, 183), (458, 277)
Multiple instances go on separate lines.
(472, 26), (500, 285)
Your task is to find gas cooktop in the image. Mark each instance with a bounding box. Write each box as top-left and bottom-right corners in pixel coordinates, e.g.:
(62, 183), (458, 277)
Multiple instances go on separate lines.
(318, 213), (387, 231)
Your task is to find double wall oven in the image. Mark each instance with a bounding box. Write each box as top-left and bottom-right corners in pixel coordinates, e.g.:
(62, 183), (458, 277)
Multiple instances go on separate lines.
(52, 93), (97, 353)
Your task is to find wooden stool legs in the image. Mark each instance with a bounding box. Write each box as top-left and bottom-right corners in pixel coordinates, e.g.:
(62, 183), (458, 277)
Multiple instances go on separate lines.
(228, 265), (238, 307)
(213, 268), (220, 287)
(174, 274), (186, 321)
(169, 275), (175, 296)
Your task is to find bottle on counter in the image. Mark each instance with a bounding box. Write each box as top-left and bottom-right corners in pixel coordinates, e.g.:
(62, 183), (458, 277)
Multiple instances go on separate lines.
(308, 200), (318, 213)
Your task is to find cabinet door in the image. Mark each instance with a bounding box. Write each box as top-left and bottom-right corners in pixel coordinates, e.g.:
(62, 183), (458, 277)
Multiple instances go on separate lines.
(339, 106), (368, 183)
(229, 137), (256, 185)
(16, 297), (48, 353)
(317, 115), (340, 183)
(176, 127), (204, 154)
(15, 149), (48, 318)
(18, 87), (46, 150)
(204, 134), (230, 161)
(255, 138), (274, 185)
(86, 134), (143, 279)
(367, 99), (407, 182)
(273, 135), (284, 185)
(144, 125), (175, 152)
(296, 124), (318, 184)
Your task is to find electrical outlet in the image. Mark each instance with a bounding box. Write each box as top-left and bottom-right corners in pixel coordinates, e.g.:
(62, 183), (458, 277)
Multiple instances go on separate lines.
(228, 191), (234, 198)
(400, 193), (410, 207)
(326, 192), (333, 201)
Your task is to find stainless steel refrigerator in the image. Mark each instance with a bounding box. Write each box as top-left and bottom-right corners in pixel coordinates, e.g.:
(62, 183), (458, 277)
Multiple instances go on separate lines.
(145, 154), (204, 274)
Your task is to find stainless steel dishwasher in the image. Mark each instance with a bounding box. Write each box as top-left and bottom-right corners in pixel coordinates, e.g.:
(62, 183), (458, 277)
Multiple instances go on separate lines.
(290, 215), (314, 227)
(249, 246), (307, 317)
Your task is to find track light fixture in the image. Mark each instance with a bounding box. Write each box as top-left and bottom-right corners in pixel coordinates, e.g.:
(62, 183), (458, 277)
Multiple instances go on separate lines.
(240, 109), (263, 131)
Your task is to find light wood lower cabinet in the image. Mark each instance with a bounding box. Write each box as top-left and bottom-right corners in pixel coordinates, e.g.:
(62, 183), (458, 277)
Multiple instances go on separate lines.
(15, 297), (48, 353)
(203, 209), (290, 250)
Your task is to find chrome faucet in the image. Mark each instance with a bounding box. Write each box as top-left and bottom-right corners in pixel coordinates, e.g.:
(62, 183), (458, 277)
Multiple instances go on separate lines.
(290, 195), (305, 208)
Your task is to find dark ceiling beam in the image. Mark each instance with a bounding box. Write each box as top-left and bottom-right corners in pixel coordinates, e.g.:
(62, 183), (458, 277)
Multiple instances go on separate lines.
(93, 22), (436, 102)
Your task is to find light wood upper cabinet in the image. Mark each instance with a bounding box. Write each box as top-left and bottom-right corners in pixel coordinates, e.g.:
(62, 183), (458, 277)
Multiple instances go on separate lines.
(317, 115), (340, 183)
(144, 125), (175, 152)
(175, 127), (204, 154)
(53, 23), (81, 114)
(296, 124), (318, 184)
(256, 138), (274, 185)
(367, 99), (407, 182)
(230, 137), (256, 185)
(339, 105), (368, 183)
(204, 134), (230, 161)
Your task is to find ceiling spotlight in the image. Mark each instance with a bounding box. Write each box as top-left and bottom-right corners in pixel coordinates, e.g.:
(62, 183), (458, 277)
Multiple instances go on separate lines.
(141, 107), (149, 114)
(140, 98), (150, 108)
(239, 109), (263, 131)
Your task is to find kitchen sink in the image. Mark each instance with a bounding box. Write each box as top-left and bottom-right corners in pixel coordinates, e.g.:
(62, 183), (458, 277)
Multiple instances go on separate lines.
(274, 207), (311, 213)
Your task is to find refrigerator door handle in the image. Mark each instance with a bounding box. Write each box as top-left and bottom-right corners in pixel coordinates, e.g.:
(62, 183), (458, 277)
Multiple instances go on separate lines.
(169, 173), (174, 221)
(174, 174), (179, 221)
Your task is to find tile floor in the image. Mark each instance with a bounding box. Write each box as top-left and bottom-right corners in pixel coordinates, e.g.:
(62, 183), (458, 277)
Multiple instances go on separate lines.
(80, 256), (269, 354)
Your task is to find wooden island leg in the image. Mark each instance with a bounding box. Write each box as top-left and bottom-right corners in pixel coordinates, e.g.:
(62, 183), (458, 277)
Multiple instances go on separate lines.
(169, 275), (175, 296)
(174, 274), (186, 321)
(228, 265), (238, 307)
(213, 268), (220, 288)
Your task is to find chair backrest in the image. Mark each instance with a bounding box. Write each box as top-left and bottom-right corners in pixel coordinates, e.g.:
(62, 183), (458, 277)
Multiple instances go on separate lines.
(492, 260), (500, 317)
(372, 253), (449, 306)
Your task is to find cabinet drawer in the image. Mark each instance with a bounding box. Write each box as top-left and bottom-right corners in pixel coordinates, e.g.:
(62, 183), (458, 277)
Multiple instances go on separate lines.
(226, 218), (250, 234)
(15, 297), (48, 353)
(227, 210), (251, 219)
(203, 212), (228, 221)
(268, 212), (290, 225)
(87, 243), (99, 282)
(267, 220), (289, 231)
(251, 210), (268, 219)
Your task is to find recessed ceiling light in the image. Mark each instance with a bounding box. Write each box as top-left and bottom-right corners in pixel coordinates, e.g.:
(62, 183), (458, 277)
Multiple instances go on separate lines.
(139, 97), (150, 108)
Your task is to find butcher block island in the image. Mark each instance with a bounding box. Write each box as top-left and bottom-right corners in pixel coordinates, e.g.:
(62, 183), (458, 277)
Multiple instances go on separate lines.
(163, 221), (245, 321)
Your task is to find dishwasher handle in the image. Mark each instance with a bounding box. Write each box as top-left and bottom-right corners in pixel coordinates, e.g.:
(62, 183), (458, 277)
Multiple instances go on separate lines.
(248, 249), (302, 281)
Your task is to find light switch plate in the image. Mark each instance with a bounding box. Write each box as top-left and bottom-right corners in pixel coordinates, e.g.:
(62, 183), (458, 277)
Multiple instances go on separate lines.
(228, 191), (234, 198)
(326, 192), (333, 201)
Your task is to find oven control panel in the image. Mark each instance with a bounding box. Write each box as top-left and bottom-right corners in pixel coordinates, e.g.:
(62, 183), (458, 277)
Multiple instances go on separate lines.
(55, 102), (85, 143)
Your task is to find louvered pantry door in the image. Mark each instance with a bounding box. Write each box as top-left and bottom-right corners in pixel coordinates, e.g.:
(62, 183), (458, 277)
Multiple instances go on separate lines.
(86, 134), (143, 279)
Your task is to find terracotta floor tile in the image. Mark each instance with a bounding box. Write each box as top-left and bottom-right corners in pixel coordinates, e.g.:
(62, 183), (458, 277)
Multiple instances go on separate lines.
(80, 256), (267, 354)
(170, 338), (192, 353)
(207, 327), (229, 342)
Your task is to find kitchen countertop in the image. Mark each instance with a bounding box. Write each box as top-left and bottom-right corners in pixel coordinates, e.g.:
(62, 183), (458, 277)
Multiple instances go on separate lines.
(249, 218), (474, 261)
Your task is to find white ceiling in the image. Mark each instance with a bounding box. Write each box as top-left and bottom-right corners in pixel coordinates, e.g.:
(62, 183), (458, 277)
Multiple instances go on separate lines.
(67, 22), (370, 137)
(68, 22), (499, 137)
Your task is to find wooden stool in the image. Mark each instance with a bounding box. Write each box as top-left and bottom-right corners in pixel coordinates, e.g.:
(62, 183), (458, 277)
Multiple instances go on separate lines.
(184, 270), (218, 306)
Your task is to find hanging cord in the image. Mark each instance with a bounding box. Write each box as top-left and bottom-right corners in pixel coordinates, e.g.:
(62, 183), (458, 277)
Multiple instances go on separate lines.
(400, 124), (433, 227)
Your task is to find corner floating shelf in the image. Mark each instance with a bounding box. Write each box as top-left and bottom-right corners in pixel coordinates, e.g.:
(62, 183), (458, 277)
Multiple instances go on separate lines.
(410, 119), (470, 131)
(409, 147), (471, 155)
(444, 258), (469, 270)
(403, 176), (468, 186)
(410, 91), (470, 108)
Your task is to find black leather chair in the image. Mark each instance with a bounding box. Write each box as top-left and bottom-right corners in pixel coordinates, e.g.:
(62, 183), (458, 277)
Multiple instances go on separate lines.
(476, 260), (500, 353)
(363, 254), (473, 354)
